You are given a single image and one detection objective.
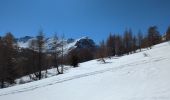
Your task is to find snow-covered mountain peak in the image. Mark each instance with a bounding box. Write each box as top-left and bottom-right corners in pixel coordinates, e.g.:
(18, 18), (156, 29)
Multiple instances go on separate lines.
(16, 36), (96, 54)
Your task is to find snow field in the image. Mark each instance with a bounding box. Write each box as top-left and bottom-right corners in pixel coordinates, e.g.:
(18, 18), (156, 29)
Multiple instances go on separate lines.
(0, 42), (170, 100)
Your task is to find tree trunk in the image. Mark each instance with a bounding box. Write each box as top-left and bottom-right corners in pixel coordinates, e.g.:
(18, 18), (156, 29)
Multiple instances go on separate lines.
(1, 79), (4, 88)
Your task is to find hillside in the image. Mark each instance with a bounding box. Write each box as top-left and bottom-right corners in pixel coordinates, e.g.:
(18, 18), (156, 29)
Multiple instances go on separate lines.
(0, 42), (170, 100)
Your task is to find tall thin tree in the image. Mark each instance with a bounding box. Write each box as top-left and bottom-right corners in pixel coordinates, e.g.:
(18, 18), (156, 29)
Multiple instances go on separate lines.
(53, 34), (61, 74)
(137, 31), (143, 51)
(36, 31), (45, 80)
(166, 26), (170, 41)
(60, 34), (65, 74)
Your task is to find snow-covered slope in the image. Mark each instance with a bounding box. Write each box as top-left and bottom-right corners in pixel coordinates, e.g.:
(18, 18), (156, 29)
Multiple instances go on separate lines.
(0, 42), (170, 100)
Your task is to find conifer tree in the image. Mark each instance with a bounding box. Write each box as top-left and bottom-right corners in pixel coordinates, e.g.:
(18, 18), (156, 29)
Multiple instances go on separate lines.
(147, 26), (161, 48)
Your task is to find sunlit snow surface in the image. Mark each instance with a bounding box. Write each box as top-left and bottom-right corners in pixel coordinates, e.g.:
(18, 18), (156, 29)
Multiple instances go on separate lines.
(0, 42), (170, 100)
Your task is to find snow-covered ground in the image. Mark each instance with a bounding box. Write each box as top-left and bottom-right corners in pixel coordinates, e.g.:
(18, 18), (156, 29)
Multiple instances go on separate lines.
(0, 42), (170, 100)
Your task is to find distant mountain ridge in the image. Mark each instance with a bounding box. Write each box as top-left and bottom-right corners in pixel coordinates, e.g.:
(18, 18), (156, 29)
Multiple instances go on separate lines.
(16, 36), (97, 54)
(16, 36), (33, 43)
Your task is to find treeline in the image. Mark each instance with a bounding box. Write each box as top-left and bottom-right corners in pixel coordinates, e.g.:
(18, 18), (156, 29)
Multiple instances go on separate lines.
(0, 31), (66, 88)
(0, 25), (170, 88)
(96, 26), (170, 61)
(0, 31), (94, 88)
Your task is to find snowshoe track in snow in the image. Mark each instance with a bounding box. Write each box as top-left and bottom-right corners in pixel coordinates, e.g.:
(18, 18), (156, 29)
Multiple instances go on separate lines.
(0, 56), (166, 96)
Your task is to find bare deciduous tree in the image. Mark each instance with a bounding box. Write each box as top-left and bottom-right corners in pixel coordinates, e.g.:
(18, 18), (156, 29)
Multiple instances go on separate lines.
(137, 31), (143, 51)
(36, 31), (45, 80)
(166, 26), (170, 41)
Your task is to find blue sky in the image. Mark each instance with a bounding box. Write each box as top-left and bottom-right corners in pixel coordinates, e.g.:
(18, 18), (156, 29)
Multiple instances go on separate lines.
(0, 0), (170, 42)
